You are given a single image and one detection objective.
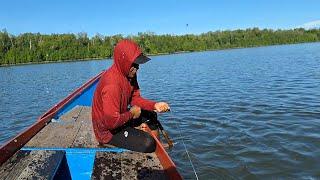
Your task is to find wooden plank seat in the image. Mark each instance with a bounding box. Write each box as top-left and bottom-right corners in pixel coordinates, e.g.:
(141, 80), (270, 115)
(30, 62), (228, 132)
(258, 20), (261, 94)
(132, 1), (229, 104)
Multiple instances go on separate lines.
(0, 150), (70, 179)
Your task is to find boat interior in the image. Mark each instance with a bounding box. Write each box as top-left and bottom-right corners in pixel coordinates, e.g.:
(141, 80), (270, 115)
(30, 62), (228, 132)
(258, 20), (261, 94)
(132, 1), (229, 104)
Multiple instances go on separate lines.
(0, 106), (168, 179)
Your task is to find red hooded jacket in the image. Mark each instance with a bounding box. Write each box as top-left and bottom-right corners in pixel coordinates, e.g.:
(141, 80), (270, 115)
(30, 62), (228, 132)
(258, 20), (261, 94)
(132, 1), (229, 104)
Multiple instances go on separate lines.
(92, 40), (156, 144)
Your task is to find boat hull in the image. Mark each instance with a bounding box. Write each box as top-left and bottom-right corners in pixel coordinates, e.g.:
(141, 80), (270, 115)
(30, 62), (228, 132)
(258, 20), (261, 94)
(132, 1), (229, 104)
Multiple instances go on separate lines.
(0, 71), (182, 179)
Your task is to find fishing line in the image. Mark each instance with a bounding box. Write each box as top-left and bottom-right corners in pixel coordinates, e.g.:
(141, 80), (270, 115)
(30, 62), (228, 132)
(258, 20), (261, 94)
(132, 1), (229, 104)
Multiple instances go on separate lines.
(169, 110), (199, 180)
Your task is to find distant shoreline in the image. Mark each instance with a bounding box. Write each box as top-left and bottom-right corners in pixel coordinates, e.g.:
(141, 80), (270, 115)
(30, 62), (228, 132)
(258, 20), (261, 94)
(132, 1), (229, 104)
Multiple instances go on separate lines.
(0, 57), (105, 67)
(2, 28), (320, 67)
(1, 41), (319, 67)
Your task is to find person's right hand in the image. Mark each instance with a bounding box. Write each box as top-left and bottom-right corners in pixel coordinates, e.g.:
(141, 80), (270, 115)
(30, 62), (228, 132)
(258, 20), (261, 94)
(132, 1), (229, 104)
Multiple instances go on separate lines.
(154, 102), (170, 113)
(130, 105), (141, 119)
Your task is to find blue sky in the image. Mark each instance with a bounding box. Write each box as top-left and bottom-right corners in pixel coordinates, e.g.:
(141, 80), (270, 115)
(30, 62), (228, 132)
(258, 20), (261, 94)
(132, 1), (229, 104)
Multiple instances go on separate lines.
(1, 0), (320, 36)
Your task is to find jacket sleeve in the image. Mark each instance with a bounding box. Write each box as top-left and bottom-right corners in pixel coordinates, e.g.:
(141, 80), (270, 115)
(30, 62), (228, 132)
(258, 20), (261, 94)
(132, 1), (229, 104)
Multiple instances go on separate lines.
(131, 85), (156, 111)
(101, 84), (133, 130)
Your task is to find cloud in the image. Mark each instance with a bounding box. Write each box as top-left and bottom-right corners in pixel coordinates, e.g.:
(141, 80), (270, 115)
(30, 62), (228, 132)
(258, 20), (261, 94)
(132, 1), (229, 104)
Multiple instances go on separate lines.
(298, 20), (320, 29)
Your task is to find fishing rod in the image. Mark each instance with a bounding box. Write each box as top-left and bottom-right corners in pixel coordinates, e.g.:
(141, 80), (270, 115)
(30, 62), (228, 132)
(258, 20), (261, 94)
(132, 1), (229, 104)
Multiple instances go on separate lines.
(143, 109), (199, 179)
(141, 110), (174, 148)
(154, 113), (174, 148)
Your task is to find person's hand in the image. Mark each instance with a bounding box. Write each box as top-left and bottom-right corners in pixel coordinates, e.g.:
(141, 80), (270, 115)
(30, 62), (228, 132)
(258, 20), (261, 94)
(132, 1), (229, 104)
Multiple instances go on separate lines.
(154, 102), (170, 113)
(130, 105), (141, 119)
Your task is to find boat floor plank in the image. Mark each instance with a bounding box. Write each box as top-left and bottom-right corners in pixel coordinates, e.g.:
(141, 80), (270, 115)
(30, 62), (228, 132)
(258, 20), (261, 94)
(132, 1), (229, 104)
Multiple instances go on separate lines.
(0, 150), (65, 180)
(25, 106), (84, 148)
(71, 106), (100, 148)
(92, 152), (167, 180)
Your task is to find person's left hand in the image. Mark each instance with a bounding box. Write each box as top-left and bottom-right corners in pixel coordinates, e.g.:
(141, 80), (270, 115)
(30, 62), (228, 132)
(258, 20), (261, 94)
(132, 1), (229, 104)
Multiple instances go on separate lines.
(154, 102), (170, 113)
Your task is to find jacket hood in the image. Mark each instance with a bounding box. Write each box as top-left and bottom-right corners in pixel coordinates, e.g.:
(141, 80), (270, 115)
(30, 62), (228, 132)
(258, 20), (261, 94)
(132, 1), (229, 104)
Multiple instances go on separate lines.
(113, 39), (142, 77)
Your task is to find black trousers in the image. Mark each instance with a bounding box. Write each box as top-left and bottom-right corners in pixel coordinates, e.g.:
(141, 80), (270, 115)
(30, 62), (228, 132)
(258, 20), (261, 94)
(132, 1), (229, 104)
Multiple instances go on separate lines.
(108, 110), (158, 153)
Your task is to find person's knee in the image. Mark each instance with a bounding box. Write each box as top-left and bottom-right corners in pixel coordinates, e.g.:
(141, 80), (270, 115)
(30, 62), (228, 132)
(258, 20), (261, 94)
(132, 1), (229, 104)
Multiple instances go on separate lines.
(143, 136), (156, 153)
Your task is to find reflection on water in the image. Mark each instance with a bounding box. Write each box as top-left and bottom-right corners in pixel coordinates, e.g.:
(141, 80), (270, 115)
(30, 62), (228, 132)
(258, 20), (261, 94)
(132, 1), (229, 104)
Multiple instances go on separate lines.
(1, 43), (320, 179)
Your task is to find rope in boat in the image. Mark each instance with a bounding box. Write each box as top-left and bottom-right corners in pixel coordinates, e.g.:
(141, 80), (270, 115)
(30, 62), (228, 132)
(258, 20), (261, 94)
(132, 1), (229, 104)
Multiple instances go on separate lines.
(170, 110), (199, 180)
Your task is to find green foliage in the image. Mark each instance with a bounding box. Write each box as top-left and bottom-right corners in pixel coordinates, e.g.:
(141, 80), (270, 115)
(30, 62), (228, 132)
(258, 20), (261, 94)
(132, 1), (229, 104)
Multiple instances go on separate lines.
(0, 28), (320, 65)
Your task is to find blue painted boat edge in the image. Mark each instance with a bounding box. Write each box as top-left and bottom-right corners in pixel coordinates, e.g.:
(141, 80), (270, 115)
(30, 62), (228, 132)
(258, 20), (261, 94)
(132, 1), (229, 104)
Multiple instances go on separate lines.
(21, 147), (127, 153)
(66, 151), (95, 180)
(54, 79), (99, 119)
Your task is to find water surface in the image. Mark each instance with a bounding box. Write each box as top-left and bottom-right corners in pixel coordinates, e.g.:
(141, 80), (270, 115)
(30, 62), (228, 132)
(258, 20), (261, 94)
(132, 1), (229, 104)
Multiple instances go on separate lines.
(1, 43), (320, 179)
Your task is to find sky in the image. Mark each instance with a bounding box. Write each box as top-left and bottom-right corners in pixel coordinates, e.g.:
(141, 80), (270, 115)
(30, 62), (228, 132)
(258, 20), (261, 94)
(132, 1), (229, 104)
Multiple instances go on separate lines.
(1, 0), (320, 37)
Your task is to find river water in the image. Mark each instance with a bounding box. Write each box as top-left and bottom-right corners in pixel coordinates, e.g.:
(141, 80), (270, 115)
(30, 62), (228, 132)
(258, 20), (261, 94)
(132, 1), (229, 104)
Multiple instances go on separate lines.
(1, 43), (320, 179)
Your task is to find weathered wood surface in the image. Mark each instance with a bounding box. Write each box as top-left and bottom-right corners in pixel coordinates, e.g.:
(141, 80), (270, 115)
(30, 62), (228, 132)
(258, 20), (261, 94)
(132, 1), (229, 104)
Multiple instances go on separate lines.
(25, 106), (99, 148)
(21, 106), (165, 179)
(71, 106), (100, 148)
(0, 150), (65, 180)
(92, 152), (167, 180)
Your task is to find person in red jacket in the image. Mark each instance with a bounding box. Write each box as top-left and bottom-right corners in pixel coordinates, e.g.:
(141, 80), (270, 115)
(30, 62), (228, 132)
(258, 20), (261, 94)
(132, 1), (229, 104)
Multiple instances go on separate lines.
(92, 39), (170, 153)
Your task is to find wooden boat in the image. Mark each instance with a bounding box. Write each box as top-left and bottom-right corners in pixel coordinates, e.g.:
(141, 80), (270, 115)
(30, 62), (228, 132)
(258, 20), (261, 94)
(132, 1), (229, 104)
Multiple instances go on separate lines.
(0, 71), (182, 179)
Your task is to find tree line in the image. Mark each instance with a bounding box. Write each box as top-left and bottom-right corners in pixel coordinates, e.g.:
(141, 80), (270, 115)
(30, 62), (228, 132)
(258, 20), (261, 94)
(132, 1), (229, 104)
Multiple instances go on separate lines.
(1, 28), (320, 65)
